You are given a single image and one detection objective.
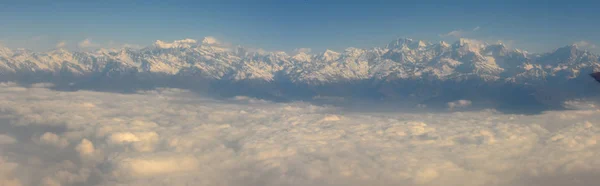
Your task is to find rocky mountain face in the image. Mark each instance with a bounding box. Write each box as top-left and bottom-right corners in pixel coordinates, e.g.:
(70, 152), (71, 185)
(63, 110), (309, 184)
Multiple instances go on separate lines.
(1, 37), (599, 111)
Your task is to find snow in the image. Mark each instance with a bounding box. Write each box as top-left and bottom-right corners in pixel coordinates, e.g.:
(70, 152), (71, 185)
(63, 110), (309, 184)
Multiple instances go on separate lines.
(292, 52), (312, 62)
(0, 37), (597, 86)
(439, 41), (450, 48)
(318, 49), (341, 61)
(0, 45), (14, 57)
(154, 38), (198, 48)
(201, 36), (219, 45)
(523, 63), (534, 71)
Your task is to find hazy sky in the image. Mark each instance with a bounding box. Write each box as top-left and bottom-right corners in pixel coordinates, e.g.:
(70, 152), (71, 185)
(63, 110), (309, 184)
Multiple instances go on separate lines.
(1, 0), (599, 53)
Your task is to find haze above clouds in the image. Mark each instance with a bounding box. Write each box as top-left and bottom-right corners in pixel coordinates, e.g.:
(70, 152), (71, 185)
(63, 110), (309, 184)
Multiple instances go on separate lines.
(0, 82), (599, 186)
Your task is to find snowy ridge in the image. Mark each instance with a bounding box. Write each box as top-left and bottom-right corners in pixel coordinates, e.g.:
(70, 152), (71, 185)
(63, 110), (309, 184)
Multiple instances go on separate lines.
(0, 37), (600, 100)
(0, 37), (599, 88)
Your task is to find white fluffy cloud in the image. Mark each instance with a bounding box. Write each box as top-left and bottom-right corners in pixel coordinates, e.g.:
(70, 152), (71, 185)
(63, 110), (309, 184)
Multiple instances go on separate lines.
(0, 135), (16, 145)
(37, 132), (69, 149)
(0, 157), (21, 186)
(0, 82), (599, 185)
(75, 139), (95, 157)
(55, 41), (66, 48)
(77, 38), (96, 48)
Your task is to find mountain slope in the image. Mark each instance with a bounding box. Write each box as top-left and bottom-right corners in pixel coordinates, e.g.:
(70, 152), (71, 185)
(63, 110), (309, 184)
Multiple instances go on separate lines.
(1, 37), (599, 110)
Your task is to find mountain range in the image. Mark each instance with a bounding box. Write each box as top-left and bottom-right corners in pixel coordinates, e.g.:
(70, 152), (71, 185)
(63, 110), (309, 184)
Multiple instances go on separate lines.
(1, 37), (599, 113)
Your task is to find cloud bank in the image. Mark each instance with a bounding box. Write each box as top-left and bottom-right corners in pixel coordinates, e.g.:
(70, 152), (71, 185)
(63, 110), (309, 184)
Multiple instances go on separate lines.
(0, 82), (599, 186)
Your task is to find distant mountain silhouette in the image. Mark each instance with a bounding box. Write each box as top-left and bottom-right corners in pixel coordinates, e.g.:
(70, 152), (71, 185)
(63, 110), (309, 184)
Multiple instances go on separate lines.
(591, 72), (600, 83)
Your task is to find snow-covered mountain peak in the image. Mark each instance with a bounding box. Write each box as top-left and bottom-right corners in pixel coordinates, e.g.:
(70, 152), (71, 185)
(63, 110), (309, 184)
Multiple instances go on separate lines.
(386, 38), (427, 50)
(412, 40), (428, 49)
(94, 48), (118, 55)
(386, 38), (407, 48)
(561, 44), (581, 54)
(0, 45), (14, 57)
(53, 47), (71, 53)
(13, 48), (33, 55)
(292, 52), (312, 62)
(48, 48), (74, 56)
(154, 38), (198, 49)
(514, 48), (527, 55)
(201, 37), (220, 45)
(343, 47), (364, 56)
(272, 51), (288, 57)
(456, 38), (486, 46)
(317, 49), (341, 61)
(483, 43), (510, 56)
(0, 36), (599, 90)
(438, 41), (450, 48)
(0, 43), (13, 57)
(549, 44), (586, 59)
(454, 38), (487, 53)
(252, 48), (270, 56)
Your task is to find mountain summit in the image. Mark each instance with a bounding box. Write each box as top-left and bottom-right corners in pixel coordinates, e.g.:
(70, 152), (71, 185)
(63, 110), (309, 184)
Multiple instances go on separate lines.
(0, 37), (599, 110)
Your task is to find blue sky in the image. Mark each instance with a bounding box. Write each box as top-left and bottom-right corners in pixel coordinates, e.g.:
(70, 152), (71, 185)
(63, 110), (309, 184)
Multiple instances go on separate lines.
(1, 0), (599, 53)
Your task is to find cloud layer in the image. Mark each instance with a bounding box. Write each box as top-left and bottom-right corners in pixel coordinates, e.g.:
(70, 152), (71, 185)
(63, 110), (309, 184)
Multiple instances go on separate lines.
(0, 82), (599, 186)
